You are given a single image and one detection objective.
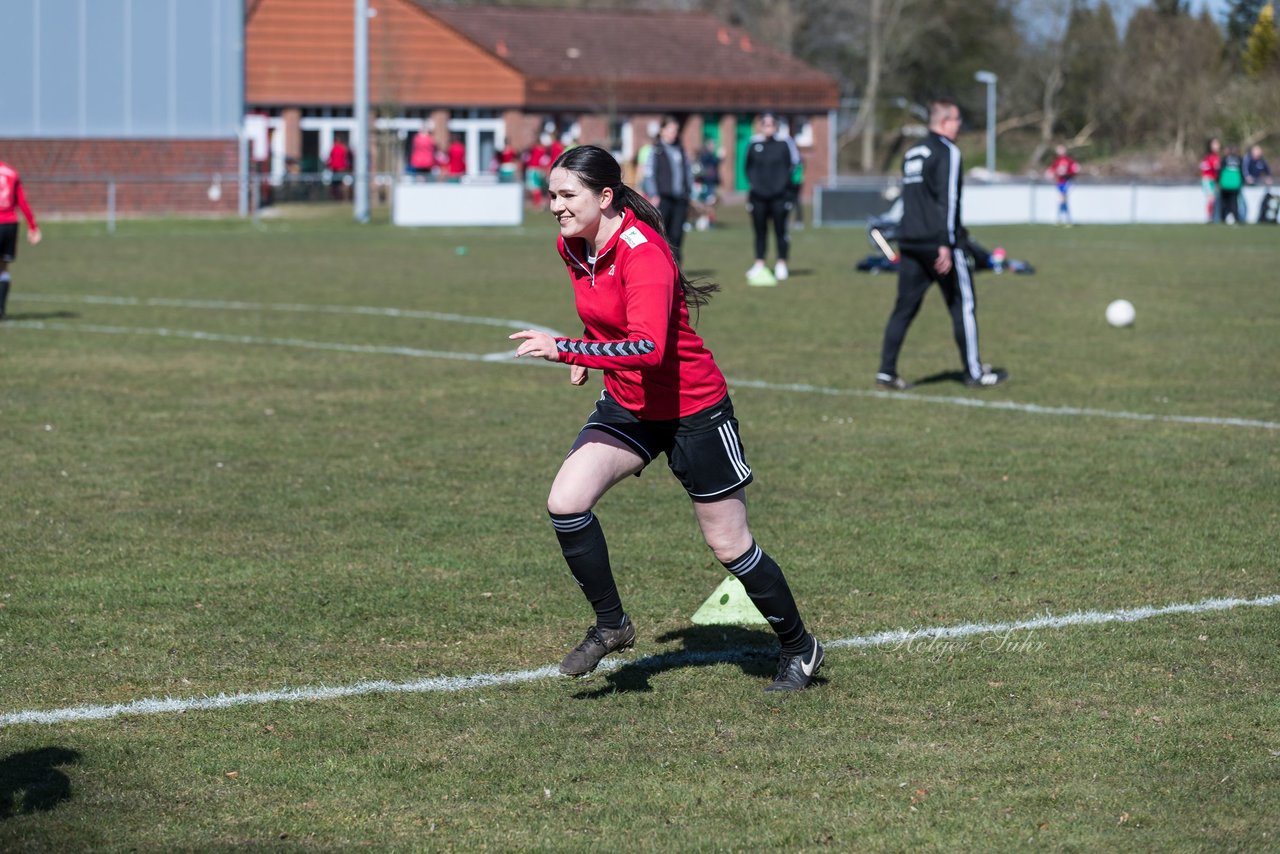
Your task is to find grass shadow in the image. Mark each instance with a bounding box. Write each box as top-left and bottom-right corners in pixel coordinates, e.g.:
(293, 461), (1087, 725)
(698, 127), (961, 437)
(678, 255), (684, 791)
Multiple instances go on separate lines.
(913, 367), (1009, 389)
(572, 624), (780, 698)
(913, 369), (968, 388)
(2, 311), (80, 322)
(0, 747), (83, 820)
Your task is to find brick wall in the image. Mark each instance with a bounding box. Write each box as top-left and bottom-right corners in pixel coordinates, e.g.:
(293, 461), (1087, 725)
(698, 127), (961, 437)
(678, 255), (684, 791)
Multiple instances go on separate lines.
(0, 138), (241, 217)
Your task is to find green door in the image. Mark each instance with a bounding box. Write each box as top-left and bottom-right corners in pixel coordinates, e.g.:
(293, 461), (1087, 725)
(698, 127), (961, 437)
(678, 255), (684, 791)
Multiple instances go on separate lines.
(735, 114), (755, 192)
(701, 114), (721, 148)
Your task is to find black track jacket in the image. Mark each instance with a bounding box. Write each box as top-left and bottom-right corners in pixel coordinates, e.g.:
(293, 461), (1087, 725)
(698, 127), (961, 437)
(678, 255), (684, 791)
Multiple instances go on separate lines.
(896, 131), (962, 254)
(745, 135), (796, 199)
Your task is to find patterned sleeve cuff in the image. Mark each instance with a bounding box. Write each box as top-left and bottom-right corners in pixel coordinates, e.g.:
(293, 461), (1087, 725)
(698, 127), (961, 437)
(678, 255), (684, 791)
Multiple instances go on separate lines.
(556, 338), (656, 358)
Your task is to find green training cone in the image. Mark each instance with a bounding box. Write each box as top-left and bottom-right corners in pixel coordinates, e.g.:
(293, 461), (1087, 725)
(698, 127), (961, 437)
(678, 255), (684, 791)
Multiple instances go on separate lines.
(690, 575), (768, 625)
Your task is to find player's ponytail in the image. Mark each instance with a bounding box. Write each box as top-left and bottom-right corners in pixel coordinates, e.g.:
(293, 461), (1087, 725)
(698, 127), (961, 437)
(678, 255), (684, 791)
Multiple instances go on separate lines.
(552, 145), (718, 312)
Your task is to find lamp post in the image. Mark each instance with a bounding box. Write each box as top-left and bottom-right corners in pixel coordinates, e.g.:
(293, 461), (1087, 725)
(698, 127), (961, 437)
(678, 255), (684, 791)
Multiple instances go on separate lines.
(353, 0), (370, 223)
(974, 70), (997, 175)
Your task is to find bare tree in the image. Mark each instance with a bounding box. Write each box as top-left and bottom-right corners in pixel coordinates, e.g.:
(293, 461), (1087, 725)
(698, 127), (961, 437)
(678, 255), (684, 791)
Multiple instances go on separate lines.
(1116, 7), (1226, 156)
(851, 0), (921, 171)
(1015, 0), (1077, 172)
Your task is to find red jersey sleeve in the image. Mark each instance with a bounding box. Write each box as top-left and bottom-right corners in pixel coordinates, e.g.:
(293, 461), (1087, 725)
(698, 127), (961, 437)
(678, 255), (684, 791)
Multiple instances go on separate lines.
(15, 180), (37, 230)
(555, 242), (673, 370)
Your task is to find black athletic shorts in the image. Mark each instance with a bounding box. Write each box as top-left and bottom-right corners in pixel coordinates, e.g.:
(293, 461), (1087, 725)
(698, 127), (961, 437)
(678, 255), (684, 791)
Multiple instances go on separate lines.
(0, 223), (17, 263)
(580, 391), (753, 502)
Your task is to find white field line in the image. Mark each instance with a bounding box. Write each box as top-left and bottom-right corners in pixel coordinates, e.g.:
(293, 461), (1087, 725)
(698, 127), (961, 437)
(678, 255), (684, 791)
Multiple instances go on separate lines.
(14, 293), (563, 335)
(6, 316), (1279, 430)
(3, 320), (549, 364)
(726, 377), (1280, 431)
(2, 593), (1276, 728)
(10, 294), (564, 362)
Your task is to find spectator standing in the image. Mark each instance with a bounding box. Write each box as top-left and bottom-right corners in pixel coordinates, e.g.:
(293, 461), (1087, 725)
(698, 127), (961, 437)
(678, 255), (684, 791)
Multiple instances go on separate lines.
(789, 152), (806, 229)
(632, 121), (659, 188)
(508, 144), (824, 692)
(1244, 144), (1271, 186)
(525, 135), (552, 206)
(693, 140), (721, 230)
(496, 142), (519, 183)
(325, 135), (352, 201)
(875, 98), (1007, 391)
(1219, 146), (1245, 224)
(446, 135), (466, 181)
(0, 159), (42, 320)
(744, 113), (799, 285)
(1199, 138), (1221, 223)
(1046, 144), (1080, 226)
(1244, 144), (1276, 223)
(642, 115), (693, 264)
(409, 129), (437, 180)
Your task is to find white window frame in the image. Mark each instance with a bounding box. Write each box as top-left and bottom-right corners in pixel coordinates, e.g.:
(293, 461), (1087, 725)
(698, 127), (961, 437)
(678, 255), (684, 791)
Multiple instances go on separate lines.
(300, 116), (358, 167)
(446, 112), (506, 176)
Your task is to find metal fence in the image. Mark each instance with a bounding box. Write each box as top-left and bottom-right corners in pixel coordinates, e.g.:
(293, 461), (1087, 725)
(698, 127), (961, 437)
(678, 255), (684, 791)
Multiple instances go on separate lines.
(22, 172), (411, 228)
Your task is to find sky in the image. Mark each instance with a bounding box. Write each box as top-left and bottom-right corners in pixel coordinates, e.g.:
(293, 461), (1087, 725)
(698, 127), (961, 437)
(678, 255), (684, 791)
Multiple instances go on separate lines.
(1193, 0), (1228, 22)
(1107, 0), (1229, 32)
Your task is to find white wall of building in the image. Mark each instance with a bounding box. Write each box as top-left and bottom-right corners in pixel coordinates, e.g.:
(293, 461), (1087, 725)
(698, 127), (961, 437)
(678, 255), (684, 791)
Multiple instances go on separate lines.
(964, 184), (1273, 225)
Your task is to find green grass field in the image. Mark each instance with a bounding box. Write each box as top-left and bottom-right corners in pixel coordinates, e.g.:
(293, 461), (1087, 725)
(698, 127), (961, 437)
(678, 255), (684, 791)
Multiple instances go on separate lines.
(1, 206), (1277, 850)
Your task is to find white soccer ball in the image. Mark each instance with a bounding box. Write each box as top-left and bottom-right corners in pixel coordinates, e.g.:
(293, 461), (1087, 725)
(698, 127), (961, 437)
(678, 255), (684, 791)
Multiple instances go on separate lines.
(1105, 299), (1135, 328)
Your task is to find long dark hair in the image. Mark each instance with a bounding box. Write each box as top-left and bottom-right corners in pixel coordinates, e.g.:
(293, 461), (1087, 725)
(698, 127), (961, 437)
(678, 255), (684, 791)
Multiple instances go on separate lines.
(551, 144), (719, 311)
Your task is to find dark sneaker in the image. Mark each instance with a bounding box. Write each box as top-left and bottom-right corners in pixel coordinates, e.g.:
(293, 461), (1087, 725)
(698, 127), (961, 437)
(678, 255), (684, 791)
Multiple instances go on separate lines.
(765, 633), (824, 692)
(558, 616), (636, 676)
(875, 373), (913, 391)
(964, 369), (1008, 389)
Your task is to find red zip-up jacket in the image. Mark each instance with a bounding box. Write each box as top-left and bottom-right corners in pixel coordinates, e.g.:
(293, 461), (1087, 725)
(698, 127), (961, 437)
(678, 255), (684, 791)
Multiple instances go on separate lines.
(1049, 154), (1080, 182)
(0, 162), (38, 229)
(555, 209), (727, 420)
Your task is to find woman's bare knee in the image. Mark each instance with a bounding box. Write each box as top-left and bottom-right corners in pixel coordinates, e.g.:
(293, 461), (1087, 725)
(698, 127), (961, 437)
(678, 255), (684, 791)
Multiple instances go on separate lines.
(705, 532), (752, 563)
(545, 435), (643, 516)
(547, 486), (592, 517)
(693, 491), (752, 562)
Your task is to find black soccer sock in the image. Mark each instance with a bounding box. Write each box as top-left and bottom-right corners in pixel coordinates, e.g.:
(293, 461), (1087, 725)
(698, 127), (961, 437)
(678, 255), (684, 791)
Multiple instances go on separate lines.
(549, 511), (625, 629)
(0, 274), (9, 316)
(722, 541), (808, 654)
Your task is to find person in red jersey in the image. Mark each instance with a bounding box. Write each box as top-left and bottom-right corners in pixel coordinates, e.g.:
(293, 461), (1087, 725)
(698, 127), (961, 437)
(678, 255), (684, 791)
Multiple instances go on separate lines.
(524, 135), (552, 206)
(509, 144), (822, 692)
(0, 159), (42, 320)
(1199, 137), (1221, 223)
(408, 128), (437, 180)
(325, 135), (352, 201)
(1046, 145), (1080, 226)
(446, 134), (466, 181)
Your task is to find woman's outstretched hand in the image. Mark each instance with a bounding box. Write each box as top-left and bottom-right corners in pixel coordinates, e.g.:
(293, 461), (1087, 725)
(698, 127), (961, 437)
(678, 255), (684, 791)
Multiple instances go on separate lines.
(509, 329), (560, 362)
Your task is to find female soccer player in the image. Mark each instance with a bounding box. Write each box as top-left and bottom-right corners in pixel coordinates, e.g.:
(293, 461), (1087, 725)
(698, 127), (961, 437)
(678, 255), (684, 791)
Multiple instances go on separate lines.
(509, 145), (822, 692)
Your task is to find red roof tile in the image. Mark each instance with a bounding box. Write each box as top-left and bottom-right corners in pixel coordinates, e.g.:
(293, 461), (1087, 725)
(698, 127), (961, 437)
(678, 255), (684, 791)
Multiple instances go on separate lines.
(412, 3), (839, 111)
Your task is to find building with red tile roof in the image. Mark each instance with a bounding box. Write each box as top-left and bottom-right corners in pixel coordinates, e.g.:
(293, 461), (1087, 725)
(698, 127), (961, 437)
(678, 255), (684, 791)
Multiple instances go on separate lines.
(247, 0), (839, 197)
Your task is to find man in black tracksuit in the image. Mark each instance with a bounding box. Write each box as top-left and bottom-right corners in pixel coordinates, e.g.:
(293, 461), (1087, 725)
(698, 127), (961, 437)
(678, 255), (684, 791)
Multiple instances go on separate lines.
(643, 115), (693, 264)
(876, 98), (1007, 390)
(745, 113), (799, 282)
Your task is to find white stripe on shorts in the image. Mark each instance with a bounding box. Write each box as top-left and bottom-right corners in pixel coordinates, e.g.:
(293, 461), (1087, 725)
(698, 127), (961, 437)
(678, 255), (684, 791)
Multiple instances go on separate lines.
(718, 422), (751, 481)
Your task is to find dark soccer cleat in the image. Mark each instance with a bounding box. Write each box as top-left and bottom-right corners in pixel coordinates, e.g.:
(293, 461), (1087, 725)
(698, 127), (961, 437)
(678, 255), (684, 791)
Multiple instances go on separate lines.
(765, 633), (824, 692)
(964, 369), (1009, 389)
(875, 373), (913, 391)
(558, 615), (636, 676)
